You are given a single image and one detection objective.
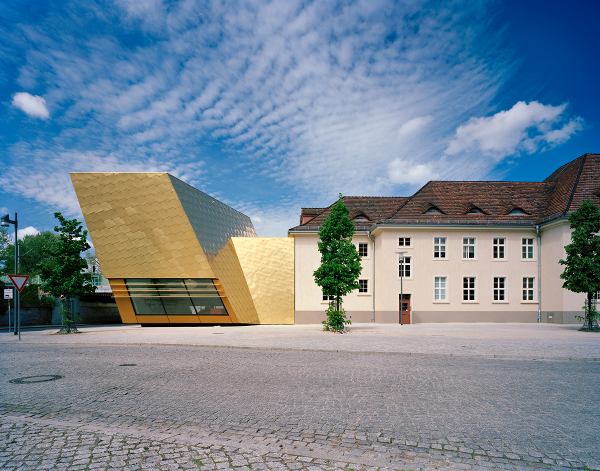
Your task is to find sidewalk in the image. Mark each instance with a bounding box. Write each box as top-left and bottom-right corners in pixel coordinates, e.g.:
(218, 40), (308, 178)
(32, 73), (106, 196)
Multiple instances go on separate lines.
(1, 322), (598, 360)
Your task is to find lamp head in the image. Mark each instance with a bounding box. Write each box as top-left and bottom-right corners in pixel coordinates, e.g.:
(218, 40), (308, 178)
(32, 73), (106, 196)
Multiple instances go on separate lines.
(1, 214), (9, 227)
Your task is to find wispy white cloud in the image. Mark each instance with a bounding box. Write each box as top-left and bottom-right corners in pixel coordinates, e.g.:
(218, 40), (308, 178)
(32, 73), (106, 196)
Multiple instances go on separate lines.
(445, 101), (583, 160)
(0, 1), (584, 236)
(12, 92), (50, 119)
(2, 146), (203, 218)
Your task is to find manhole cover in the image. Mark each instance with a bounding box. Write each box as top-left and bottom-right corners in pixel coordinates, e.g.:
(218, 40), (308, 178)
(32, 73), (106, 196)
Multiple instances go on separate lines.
(9, 375), (63, 384)
(119, 364), (137, 366)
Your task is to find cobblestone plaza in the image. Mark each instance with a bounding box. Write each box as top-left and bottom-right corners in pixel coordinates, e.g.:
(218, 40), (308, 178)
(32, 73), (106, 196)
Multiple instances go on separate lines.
(1, 324), (599, 471)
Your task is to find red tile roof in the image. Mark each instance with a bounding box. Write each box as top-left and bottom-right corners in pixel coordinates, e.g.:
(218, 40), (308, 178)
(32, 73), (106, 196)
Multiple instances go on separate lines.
(289, 154), (600, 231)
(295, 197), (409, 230)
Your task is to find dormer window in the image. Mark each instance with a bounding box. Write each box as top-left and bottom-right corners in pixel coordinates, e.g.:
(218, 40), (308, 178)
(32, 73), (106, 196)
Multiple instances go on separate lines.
(354, 216), (367, 220)
(426, 208), (442, 214)
(508, 208), (527, 215)
(468, 208), (483, 214)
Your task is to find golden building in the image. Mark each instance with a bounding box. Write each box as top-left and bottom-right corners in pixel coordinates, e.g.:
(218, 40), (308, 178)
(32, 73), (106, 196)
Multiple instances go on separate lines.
(71, 173), (294, 325)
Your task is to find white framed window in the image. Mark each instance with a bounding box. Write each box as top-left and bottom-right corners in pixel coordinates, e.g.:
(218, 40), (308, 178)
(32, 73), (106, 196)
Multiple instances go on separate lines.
(493, 277), (506, 301)
(522, 238), (534, 259)
(398, 237), (412, 247)
(358, 279), (369, 294)
(358, 243), (368, 257)
(463, 237), (475, 259)
(523, 278), (534, 301)
(434, 277), (447, 301)
(399, 256), (412, 278)
(463, 277), (475, 301)
(493, 238), (505, 259)
(434, 237), (446, 259)
(322, 293), (334, 302)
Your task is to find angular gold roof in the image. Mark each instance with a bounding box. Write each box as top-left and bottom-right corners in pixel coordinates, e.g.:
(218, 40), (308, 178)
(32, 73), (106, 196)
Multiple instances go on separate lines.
(71, 172), (254, 279)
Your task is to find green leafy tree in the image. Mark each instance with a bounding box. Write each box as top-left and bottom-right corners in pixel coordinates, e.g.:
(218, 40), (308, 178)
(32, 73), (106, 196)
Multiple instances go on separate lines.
(40, 213), (95, 333)
(313, 194), (362, 331)
(2, 231), (59, 278)
(559, 199), (600, 331)
(0, 226), (11, 275)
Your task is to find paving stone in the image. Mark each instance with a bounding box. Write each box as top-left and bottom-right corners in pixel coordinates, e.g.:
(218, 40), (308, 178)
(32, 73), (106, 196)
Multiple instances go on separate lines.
(1, 327), (598, 471)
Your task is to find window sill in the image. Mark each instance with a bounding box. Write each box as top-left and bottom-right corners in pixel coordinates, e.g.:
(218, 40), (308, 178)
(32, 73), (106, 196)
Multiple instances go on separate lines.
(492, 301), (509, 304)
(357, 293), (371, 296)
(397, 277), (414, 281)
(461, 301), (479, 304)
(521, 259), (537, 262)
(433, 300), (450, 303)
(462, 258), (478, 261)
(521, 300), (538, 304)
(433, 258), (449, 261)
(492, 259), (508, 262)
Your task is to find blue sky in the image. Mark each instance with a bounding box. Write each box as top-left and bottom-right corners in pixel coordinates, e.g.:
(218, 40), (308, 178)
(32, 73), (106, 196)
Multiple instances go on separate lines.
(1, 0), (598, 239)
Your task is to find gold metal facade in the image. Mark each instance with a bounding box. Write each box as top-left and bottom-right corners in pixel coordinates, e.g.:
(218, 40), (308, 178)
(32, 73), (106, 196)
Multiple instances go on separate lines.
(71, 172), (294, 325)
(215, 238), (294, 324)
(70, 173), (216, 280)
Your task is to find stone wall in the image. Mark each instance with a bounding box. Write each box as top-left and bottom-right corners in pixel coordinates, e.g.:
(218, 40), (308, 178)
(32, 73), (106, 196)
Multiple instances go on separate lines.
(0, 307), (52, 326)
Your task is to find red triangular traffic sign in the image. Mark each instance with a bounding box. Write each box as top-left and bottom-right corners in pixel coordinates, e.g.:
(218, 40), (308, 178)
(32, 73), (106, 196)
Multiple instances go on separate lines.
(8, 275), (29, 293)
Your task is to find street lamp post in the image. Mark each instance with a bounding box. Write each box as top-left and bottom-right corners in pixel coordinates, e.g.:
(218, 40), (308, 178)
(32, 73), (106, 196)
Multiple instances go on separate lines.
(1, 213), (19, 339)
(396, 251), (407, 325)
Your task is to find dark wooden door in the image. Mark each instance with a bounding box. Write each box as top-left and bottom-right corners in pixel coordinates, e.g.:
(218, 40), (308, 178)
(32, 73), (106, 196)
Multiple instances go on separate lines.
(399, 294), (411, 324)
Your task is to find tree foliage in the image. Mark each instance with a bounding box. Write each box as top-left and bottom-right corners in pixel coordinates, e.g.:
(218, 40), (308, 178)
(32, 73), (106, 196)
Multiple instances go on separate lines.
(39, 212), (95, 333)
(313, 194), (362, 331)
(1, 231), (59, 277)
(0, 226), (11, 275)
(559, 199), (600, 330)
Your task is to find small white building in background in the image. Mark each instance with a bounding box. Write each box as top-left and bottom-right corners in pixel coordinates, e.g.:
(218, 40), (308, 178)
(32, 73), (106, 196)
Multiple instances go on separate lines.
(289, 153), (600, 324)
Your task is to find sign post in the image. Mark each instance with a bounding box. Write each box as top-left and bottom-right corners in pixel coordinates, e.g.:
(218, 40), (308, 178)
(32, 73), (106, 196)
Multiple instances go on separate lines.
(1, 214), (19, 338)
(4, 289), (13, 333)
(8, 275), (29, 340)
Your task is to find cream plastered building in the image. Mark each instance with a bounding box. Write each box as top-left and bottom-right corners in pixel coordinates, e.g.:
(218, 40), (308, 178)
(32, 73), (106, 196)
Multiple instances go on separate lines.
(290, 154), (600, 324)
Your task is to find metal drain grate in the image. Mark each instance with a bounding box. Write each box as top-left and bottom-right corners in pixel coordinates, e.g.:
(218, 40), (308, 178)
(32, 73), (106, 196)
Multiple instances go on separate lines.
(9, 375), (63, 384)
(119, 364), (137, 366)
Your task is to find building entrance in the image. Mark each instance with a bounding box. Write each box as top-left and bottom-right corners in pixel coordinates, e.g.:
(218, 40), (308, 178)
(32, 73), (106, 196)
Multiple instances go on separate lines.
(399, 294), (411, 324)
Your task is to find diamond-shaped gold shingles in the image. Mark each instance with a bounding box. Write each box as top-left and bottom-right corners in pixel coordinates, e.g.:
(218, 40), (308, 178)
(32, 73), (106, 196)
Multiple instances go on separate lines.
(230, 238), (294, 324)
(70, 173), (215, 280)
(211, 239), (259, 324)
(169, 176), (257, 257)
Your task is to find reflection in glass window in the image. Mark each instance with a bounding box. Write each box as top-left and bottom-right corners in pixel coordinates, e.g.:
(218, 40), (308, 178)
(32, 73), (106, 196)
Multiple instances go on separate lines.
(522, 238), (534, 259)
(493, 238), (505, 259)
(494, 277), (506, 301)
(125, 278), (228, 316)
(523, 278), (534, 301)
(184, 279), (227, 315)
(463, 238), (475, 259)
(434, 237), (446, 258)
(157, 279), (195, 315)
(434, 277), (447, 300)
(127, 279), (165, 315)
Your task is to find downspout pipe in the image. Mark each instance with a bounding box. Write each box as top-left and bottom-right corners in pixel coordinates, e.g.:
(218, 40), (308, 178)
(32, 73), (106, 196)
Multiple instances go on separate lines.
(367, 228), (375, 323)
(536, 225), (541, 323)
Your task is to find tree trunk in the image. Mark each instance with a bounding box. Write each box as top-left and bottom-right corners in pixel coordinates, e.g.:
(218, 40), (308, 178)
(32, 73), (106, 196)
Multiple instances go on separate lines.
(587, 292), (593, 330)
